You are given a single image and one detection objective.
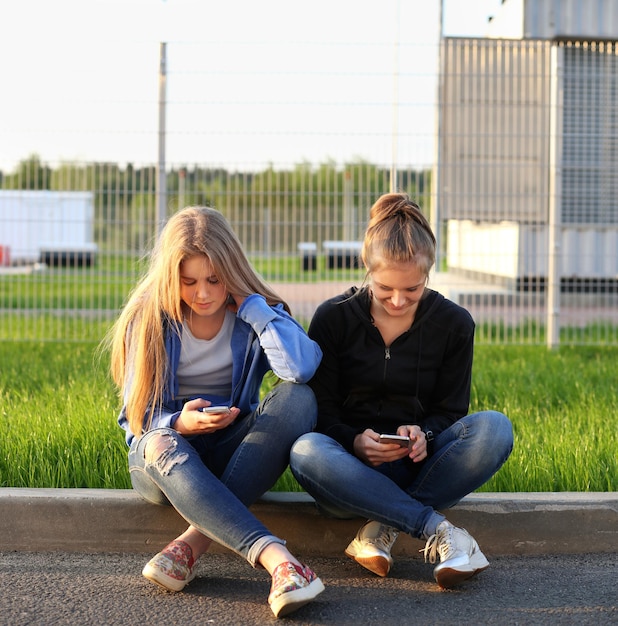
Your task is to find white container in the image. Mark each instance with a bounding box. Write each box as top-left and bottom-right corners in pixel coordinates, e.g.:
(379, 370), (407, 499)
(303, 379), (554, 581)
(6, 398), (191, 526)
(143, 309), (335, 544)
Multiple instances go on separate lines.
(0, 190), (97, 265)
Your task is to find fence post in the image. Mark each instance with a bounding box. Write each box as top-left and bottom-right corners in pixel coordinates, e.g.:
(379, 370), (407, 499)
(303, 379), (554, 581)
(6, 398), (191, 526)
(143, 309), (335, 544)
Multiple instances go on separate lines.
(547, 44), (563, 349)
(157, 42), (168, 233)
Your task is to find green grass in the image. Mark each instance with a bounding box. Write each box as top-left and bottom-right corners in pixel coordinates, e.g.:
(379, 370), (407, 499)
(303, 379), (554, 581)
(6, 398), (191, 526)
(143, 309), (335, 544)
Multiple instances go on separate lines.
(0, 342), (127, 488)
(0, 253), (364, 342)
(0, 341), (616, 492)
(3, 254), (616, 346)
(248, 253), (366, 283)
(0, 253), (142, 311)
(0, 314), (114, 342)
(0, 253), (365, 311)
(0, 252), (366, 341)
(471, 345), (617, 492)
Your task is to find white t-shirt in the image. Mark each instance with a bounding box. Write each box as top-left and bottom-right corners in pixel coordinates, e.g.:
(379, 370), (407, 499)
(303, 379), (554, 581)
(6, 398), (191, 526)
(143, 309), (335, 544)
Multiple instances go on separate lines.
(176, 310), (234, 398)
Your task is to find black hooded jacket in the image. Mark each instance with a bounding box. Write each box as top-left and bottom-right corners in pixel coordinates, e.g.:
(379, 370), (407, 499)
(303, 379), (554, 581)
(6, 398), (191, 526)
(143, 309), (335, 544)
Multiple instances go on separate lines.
(307, 285), (475, 453)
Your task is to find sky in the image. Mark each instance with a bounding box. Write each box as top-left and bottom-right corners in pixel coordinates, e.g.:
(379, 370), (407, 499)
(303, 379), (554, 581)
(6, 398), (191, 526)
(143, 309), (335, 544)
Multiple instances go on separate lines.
(0, 0), (506, 172)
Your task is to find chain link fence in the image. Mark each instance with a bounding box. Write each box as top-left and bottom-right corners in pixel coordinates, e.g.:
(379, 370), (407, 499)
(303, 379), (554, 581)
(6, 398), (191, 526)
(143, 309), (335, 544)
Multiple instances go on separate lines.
(1, 35), (617, 345)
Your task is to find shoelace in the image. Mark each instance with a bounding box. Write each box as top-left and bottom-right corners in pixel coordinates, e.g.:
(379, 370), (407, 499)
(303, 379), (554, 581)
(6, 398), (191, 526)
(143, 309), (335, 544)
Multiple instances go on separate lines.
(421, 523), (454, 564)
(369, 525), (399, 551)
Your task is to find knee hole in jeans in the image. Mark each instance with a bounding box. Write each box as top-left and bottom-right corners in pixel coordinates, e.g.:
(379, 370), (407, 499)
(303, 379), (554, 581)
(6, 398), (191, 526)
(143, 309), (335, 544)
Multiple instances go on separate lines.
(144, 431), (189, 476)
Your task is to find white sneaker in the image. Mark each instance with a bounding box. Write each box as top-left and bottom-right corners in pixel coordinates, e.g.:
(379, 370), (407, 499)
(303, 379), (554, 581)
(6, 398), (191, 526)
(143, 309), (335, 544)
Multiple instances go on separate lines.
(422, 520), (489, 589)
(345, 520), (399, 577)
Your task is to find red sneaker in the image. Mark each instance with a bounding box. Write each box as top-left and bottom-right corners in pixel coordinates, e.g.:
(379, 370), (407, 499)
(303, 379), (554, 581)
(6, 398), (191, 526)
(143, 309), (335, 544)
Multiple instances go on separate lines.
(142, 540), (196, 592)
(268, 561), (324, 618)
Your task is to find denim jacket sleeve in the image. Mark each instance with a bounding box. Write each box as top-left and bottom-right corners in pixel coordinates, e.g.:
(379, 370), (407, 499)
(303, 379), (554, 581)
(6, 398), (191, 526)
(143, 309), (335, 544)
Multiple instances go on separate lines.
(237, 294), (322, 382)
(117, 320), (182, 446)
(117, 405), (180, 446)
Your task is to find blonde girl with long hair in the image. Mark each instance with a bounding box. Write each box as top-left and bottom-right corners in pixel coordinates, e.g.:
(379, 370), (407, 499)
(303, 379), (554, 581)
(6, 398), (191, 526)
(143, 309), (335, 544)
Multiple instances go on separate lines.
(108, 206), (324, 618)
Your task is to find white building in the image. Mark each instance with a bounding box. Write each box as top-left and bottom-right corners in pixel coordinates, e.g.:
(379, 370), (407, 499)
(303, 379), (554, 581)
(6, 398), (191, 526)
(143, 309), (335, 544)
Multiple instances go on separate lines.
(437, 0), (618, 292)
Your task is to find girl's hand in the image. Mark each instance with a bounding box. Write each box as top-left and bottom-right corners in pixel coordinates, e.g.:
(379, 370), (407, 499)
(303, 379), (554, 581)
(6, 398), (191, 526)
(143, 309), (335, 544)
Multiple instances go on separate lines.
(174, 399), (240, 435)
(397, 425), (428, 463)
(226, 292), (246, 313)
(353, 428), (411, 467)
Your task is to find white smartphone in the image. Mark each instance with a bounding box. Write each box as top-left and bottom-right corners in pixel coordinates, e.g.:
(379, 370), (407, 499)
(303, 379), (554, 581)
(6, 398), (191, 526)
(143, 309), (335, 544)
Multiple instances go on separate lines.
(199, 405), (231, 414)
(379, 434), (411, 448)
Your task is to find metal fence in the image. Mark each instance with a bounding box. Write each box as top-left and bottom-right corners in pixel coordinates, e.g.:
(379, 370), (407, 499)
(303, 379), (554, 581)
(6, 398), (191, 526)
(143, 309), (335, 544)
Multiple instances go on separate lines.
(1, 35), (617, 346)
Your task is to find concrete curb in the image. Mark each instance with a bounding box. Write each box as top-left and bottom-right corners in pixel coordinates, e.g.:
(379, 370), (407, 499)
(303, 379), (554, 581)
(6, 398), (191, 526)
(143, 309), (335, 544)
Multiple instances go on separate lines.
(1, 489), (616, 556)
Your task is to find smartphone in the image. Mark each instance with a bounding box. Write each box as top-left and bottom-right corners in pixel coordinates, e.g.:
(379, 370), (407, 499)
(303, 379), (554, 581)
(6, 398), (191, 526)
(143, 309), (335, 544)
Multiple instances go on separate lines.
(199, 405), (231, 414)
(379, 434), (411, 447)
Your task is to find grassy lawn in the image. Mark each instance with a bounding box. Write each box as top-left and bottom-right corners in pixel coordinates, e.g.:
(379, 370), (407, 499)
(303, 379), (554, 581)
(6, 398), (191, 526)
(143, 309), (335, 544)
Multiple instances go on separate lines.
(0, 252), (364, 310)
(0, 340), (616, 492)
(0, 253), (366, 341)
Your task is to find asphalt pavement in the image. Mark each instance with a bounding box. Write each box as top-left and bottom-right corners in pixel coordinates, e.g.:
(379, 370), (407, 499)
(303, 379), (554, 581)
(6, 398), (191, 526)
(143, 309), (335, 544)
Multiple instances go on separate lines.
(2, 551), (616, 625)
(1, 489), (617, 625)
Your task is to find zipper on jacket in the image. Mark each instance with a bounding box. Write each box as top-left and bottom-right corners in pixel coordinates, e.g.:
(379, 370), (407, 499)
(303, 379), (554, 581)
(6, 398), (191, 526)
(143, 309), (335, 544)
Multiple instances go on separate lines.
(383, 346), (391, 379)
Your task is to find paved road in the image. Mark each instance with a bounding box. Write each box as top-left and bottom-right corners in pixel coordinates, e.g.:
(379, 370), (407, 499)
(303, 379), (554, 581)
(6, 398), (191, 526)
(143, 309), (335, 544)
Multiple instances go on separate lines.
(2, 551), (615, 625)
(271, 278), (618, 327)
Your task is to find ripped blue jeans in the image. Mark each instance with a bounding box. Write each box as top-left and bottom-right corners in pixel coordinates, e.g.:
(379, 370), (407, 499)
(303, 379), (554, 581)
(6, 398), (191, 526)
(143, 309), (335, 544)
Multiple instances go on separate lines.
(128, 382), (317, 566)
(290, 410), (513, 541)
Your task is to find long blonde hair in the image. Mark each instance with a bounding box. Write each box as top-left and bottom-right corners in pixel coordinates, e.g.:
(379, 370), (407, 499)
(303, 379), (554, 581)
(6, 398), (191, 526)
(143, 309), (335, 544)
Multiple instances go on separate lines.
(106, 206), (288, 439)
(361, 193), (436, 275)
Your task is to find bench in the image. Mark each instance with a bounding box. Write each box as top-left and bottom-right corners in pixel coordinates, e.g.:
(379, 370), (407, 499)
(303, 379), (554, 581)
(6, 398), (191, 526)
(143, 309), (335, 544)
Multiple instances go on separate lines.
(297, 242), (317, 271)
(323, 240), (362, 269)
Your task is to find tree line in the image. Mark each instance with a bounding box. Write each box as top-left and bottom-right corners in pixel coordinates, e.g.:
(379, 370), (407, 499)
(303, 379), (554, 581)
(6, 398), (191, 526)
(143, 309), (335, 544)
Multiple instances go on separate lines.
(1, 155), (432, 253)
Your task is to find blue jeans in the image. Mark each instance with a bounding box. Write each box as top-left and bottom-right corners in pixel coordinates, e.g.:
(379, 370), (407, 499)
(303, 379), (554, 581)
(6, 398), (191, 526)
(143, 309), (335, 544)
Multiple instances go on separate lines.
(129, 382), (317, 566)
(290, 410), (513, 540)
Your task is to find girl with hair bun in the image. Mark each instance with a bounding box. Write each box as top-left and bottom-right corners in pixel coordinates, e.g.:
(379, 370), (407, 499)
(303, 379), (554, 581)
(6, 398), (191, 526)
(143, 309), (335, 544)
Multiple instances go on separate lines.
(290, 193), (513, 590)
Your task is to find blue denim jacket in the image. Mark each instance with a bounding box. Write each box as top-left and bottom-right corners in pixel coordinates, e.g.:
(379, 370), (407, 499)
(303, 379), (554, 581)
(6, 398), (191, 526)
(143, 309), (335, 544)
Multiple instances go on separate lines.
(118, 294), (322, 445)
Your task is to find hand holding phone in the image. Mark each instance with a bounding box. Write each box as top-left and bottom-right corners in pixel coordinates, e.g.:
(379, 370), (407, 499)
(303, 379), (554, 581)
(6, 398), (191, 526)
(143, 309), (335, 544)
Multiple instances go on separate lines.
(379, 434), (411, 448)
(199, 405), (231, 414)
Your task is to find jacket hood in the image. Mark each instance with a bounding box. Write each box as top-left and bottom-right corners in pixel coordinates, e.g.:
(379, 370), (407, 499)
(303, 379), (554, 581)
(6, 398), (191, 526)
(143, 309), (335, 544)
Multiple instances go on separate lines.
(344, 284), (446, 330)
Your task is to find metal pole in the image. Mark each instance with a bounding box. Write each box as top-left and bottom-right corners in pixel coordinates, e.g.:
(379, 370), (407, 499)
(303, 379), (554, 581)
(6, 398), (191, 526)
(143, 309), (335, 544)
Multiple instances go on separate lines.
(178, 167), (185, 211)
(156, 42), (167, 232)
(547, 44), (563, 349)
(431, 0), (444, 271)
(390, 4), (400, 194)
(343, 170), (353, 240)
